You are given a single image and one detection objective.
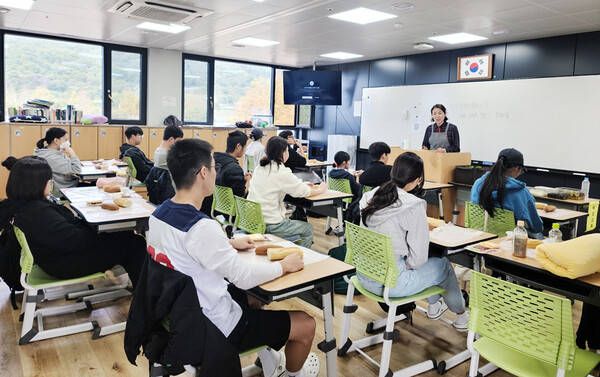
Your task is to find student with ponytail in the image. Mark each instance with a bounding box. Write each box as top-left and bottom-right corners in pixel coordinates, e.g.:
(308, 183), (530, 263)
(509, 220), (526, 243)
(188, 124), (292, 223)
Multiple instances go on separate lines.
(359, 152), (469, 331)
(328, 151), (362, 200)
(470, 148), (543, 238)
(248, 136), (328, 248)
(34, 127), (81, 197)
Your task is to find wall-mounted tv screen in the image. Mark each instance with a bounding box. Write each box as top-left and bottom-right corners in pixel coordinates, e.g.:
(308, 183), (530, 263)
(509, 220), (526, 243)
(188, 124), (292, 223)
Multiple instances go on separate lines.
(283, 70), (342, 105)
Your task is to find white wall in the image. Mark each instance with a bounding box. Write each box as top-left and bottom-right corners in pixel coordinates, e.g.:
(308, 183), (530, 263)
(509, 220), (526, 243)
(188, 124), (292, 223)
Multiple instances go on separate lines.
(147, 48), (182, 126)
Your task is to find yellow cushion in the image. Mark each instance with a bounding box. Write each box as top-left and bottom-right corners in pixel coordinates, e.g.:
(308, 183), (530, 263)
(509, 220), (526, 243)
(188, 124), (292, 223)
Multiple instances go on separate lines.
(535, 233), (600, 279)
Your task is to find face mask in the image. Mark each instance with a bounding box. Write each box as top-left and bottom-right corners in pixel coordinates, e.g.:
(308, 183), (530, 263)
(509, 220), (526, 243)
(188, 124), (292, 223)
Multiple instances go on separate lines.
(60, 141), (70, 149)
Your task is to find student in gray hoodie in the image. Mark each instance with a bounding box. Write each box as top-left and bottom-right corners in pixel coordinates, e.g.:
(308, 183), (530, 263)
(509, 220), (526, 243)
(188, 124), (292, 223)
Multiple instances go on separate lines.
(34, 127), (81, 197)
(358, 152), (469, 331)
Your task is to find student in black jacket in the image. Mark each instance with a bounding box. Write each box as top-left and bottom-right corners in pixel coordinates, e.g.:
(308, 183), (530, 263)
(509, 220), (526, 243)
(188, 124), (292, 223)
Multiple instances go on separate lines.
(328, 151), (362, 200)
(0, 156), (146, 287)
(214, 131), (251, 198)
(359, 141), (393, 188)
(279, 130), (321, 184)
(119, 126), (154, 182)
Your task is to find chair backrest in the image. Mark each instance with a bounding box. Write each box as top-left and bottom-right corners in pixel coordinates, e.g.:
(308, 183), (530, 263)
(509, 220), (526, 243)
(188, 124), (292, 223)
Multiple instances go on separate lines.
(246, 155), (254, 173)
(465, 202), (515, 237)
(12, 225), (34, 275)
(124, 156), (137, 181)
(362, 185), (374, 195)
(329, 177), (353, 204)
(470, 271), (575, 371)
(234, 196), (266, 234)
(344, 221), (398, 288)
(212, 185), (236, 217)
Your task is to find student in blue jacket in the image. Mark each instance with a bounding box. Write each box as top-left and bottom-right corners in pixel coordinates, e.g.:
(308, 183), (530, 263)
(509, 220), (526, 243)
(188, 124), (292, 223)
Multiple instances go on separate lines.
(470, 148), (543, 238)
(328, 151), (362, 200)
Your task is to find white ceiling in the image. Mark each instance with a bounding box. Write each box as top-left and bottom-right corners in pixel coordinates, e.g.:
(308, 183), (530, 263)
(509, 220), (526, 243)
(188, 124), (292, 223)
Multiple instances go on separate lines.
(0, 0), (598, 68)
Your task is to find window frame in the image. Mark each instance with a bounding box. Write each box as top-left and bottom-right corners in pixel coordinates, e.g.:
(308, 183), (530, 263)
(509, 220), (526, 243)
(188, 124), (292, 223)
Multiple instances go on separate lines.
(181, 53), (214, 125)
(1, 30), (147, 125)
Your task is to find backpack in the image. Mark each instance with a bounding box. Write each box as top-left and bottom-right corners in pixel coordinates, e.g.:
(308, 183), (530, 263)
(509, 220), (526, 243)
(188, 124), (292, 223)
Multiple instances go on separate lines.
(0, 225), (23, 310)
(145, 167), (176, 205)
(327, 243), (360, 295)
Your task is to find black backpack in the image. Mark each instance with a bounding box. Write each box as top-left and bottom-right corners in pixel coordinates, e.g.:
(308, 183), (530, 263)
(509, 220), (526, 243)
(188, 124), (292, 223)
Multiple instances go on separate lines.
(145, 167), (176, 205)
(0, 225), (23, 309)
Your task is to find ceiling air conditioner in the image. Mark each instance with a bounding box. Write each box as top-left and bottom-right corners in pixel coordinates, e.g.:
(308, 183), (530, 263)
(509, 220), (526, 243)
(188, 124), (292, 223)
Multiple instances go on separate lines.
(108, 0), (213, 24)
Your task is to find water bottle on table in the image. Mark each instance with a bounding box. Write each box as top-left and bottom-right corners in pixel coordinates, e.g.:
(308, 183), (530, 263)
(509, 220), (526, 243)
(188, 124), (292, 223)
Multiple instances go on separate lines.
(548, 223), (562, 243)
(513, 220), (528, 258)
(581, 177), (590, 200)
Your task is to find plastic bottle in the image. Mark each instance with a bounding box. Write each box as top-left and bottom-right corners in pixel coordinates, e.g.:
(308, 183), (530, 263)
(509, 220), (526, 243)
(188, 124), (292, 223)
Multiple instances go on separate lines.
(581, 177), (590, 200)
(513, 220), (528, 258)
(548, 223), (563, 243)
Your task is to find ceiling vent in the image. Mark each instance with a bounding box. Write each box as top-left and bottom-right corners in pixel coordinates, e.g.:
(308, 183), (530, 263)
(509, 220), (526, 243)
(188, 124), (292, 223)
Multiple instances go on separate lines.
(108, 1), (213, 24)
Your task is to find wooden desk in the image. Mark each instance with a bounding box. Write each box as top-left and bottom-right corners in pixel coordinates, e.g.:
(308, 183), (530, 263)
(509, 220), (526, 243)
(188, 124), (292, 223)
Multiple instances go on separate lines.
(429, 225), (496, 251)
(244, 238), (355, 377)
(423, 181), (454, 221)
(60, 186), (141, 203)
(77, 165), (120, 181)
(285, 190), (353, 244)
(537, 208), (588, 239)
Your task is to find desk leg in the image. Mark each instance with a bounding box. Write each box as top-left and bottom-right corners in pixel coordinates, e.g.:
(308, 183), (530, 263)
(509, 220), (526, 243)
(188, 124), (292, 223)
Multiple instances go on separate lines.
(336, 206), (344, 246)
(317, 286), (337, 377)
(573, 219), (579, 240)
(438, 191), (444, 221)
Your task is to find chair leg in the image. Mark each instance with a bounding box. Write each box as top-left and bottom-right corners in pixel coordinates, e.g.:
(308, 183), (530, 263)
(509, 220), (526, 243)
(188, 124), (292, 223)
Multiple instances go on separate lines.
(467, 331), (481, 377)
(378, 306), (397, 377)
(337, 281), (356, 356)
(20, 289), (38, 344)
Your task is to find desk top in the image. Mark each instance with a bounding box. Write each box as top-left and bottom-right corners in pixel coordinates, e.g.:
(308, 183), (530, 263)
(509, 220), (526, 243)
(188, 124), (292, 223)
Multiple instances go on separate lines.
(79, 165), (121, 177)
(69, 197), (155, 225)
(429, 225), (496, 249)
(423, 181), (454, 190)
(305, 161), (332, 167)
(81, 159), (128, 167)
(533, 195), (599, 205)
(537, 208), (588, 221)
(306, 189), (353, 201)
(60, 186), (141, 202)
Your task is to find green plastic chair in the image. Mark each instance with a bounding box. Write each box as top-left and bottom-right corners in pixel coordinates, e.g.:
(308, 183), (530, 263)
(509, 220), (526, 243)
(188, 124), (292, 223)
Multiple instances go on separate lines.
(211, 185), (236, 227)
(338, 221), (447, 377)
(233, 196), (266, 234)
(13, 225), (127, 344)
(465, 202), (515, 237)
(467, 271), (600, 377)
(328, 177), (353, 205)
(246, 155), (255, 173)
(362, 185), (374, 195)
(123, 156), (146, 188)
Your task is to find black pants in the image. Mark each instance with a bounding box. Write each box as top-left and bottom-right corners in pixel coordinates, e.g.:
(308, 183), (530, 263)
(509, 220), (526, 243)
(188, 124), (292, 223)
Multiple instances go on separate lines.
(41, 231), (147, 288)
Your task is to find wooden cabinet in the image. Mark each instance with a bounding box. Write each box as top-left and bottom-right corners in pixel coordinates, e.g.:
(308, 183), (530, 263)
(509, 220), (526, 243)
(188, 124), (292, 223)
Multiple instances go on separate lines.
(10, 124), (40, 158)
(182, 128), (194, 139)
(70, 126), (98, 161)
(211, 129), (229, 153)
(147, 128), (164, 161)
(0, 125), (10, 198)
(263, 128), (278, 146)
(138, 128), (150, 159)
(98, 126), (123, 160)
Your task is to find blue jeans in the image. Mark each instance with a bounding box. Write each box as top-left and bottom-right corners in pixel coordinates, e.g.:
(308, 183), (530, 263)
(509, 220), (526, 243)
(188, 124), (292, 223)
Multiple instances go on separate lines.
(266, 218), (313, 248)
(358, 257), (465, 313)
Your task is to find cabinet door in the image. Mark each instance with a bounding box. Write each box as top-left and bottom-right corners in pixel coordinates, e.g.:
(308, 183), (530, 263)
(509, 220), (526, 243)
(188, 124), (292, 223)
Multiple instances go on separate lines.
(263, 129), (278, 146)
(211, 129), (228, 153)
(182, 128), (194, 139)
(147, 128), (164, 161)
(0, 125), (10, 198)
(98, 126), (124, 160)
(10, 124), (41, 157)
(138, 129), (150, 159)
(71, 126), (98, 161)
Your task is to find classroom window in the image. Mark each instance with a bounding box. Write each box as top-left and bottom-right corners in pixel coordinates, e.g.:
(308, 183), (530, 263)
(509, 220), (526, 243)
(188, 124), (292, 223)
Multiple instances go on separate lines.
(4, 34), (103, 116)
(273, 69), (295, 126)
(214, 60), (272, 125)
(110, 50), (142, 120)
(183, 57), (211, 124)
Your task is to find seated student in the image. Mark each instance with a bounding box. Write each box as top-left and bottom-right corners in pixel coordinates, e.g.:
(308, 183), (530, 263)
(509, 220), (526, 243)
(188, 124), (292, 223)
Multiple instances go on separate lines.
(215, 130), (252, 198)
(248, 137), (328, 248)
(119, 126), (154, 183)
(328, 151), (363, 200)
(145, 125), (184, 205)
(359, 152), (469, 331)
(0, 156), (146, 287)
(146, 138), (320, 377)
(154, 124), (184, 169)
(470, 148), (543, 238)
(244, 128), (266, 173)
(279, 130), (321, 184)
(359, 141), (392, 188)
(34, 127), (82, 197)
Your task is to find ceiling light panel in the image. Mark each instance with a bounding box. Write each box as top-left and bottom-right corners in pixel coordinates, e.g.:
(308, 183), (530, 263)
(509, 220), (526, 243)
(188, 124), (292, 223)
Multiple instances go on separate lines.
(329, 7), (397, 25)
(232, 37), (280, 47)
(0, 0), (34, 10)
(428, 32), (487, 44)
(136, 22), (190, 34)
(320, 52), (364, 59)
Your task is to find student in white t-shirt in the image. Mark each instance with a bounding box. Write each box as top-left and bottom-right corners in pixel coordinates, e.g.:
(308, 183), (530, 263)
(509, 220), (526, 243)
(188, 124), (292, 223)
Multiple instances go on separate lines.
(244, 128), (266, 173)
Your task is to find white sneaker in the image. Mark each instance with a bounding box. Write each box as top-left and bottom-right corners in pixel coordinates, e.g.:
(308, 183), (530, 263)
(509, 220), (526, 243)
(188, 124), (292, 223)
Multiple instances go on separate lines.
(301, 352), (320, 377)
(427, 300), (449, 320)
(267, 350), (286, 377)
(453, 311), (469, 332)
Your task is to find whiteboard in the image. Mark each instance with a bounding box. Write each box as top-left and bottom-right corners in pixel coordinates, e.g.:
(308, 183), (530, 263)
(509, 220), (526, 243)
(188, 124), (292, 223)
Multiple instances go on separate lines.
(360, 75), (600, 174)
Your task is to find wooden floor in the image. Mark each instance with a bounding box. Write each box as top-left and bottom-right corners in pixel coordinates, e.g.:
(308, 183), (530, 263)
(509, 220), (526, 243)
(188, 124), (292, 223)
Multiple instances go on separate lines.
(0, 216), (586, 377)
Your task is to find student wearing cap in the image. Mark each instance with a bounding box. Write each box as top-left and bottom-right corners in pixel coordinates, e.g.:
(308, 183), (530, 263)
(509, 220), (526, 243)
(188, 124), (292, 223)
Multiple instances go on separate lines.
(244, 128), (266, 173)
(470, 148), (543, 238)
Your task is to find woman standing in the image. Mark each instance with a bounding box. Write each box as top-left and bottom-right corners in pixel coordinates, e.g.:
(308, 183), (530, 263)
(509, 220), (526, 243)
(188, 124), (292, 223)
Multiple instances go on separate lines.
(34, 127), (81, 197)
(421, 104), (460, 153)
(359, 152), (468, 330)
